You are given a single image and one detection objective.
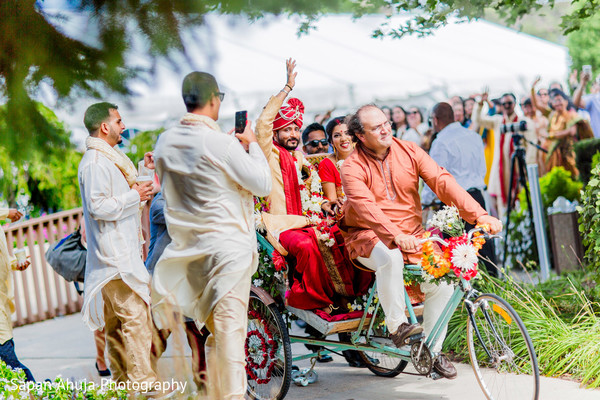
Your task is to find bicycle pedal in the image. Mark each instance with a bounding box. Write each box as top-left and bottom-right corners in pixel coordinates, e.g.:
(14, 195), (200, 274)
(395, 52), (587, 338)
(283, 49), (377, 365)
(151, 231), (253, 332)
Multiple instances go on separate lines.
(429, 371), (443, 380)
(407, 333), (424, 344)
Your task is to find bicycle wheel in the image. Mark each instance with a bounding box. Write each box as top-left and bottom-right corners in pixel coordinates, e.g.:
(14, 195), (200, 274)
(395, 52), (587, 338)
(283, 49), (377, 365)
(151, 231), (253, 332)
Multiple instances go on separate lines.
(466, 293), (539, 400)
(358, 337), (408, 378)
(246, 294), (292, 400)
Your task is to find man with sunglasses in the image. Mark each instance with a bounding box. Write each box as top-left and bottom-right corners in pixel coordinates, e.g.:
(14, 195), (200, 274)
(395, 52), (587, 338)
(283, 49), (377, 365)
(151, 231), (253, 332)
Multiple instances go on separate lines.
(473, 92), (536, 218)
(302, 122), (329, 154)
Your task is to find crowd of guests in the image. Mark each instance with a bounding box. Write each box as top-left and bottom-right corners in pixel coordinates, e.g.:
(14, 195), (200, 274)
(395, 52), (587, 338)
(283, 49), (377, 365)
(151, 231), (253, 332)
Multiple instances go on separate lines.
(355, 71), (598, 220)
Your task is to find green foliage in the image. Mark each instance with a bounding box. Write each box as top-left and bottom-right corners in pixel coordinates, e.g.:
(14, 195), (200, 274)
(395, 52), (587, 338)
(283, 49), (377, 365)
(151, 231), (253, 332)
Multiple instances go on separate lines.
(567, 13), (600, 78)
(575, 138), (600, 185)
(0, 103), (81, 214)
(536, 166), (583, 208)
(1, 1), (597, 163)
(0, 360), (130, 399)
(577, 162), (600, 280)
(445, 272), (600, 388)
(252, 244), (286, 300)
(126, 128), (163, 165)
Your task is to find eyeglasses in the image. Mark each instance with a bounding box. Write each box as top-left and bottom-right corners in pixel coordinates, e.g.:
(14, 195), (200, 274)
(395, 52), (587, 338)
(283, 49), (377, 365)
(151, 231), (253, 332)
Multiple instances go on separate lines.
(408, 111), (420, 115)
(306, 139), (329, 147)
(216, 92), (225, 101)
(367, 120), (392, 134)
(502, 101), (514, 107)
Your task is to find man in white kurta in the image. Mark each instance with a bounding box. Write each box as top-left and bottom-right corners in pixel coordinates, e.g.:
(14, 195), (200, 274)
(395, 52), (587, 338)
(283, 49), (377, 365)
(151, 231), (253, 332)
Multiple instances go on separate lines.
(152, 72), (271, 400)
(78, 102), (157, 388)
(0, 208), (34, 381)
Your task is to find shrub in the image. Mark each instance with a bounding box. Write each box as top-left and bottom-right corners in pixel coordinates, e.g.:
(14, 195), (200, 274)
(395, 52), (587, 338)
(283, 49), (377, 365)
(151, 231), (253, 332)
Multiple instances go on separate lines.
(577, 162), (600, 280)
(574, 137), (600, 185)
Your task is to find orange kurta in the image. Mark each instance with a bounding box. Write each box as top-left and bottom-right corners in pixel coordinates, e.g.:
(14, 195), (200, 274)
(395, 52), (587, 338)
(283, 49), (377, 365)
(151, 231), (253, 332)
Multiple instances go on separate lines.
(340, 139), (487, 264)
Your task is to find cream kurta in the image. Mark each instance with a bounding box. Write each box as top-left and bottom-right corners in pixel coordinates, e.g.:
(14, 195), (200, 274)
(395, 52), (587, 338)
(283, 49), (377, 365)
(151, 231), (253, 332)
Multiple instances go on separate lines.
(78, 150), (150, 331)
(151, 117), (271, 327)
(0, 208), (16, 344)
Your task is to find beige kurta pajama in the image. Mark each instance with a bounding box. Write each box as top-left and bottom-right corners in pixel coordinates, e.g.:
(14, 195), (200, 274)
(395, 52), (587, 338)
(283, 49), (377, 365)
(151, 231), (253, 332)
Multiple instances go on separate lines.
(152, 114), (271, 400)
(78, 142), (157, 385)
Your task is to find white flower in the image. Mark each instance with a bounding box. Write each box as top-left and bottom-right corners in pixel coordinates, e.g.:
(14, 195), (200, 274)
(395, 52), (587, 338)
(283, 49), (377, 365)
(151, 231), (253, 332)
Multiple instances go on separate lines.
(253, 279), (264, 287)
(254, 210), (266, 232)
(274, 272), (283, 281)
(308, 214), (321, 225)
(310, 171), (322, 193)
(451, 243), (478, 271)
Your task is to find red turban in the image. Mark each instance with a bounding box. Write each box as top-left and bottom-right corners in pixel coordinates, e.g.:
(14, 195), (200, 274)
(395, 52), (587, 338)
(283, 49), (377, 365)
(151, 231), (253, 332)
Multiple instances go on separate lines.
(273, 98), (304, 131)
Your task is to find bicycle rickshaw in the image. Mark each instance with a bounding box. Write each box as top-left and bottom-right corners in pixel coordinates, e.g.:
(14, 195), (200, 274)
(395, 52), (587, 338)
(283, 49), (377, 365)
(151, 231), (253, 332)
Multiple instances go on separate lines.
(245, 226), (540, 400)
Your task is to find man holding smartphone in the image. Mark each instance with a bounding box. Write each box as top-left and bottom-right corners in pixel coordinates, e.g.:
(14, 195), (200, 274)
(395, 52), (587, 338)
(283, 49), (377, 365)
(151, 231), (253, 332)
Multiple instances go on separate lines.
(574, 66), (600, 138)
(152, 71), (271, 400)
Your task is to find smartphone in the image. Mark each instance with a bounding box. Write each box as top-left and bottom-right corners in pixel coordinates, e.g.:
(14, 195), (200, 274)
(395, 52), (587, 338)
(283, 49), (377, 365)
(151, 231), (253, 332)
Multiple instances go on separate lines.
(235, 110), (247, 134)
(583, 65), (592, 78)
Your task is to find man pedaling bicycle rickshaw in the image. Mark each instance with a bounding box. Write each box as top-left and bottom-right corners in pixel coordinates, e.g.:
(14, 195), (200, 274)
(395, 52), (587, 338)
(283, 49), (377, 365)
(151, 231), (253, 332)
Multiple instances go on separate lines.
(339, 104), (502, 379)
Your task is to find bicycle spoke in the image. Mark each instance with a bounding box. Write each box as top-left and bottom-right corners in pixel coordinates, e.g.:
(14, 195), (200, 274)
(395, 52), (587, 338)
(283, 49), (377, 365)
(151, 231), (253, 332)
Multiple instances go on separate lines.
(467, 293), (539, 400)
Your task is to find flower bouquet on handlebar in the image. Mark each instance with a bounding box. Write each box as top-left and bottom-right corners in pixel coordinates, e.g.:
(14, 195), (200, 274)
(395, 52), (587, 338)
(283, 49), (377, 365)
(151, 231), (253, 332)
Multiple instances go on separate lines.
(419, 205), (489, 285)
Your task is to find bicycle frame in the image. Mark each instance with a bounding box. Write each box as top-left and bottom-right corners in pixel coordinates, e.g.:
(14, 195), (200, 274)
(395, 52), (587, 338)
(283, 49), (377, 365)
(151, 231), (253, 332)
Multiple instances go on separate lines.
(288, 265), (471, 363)
(256, 231), (477, 364)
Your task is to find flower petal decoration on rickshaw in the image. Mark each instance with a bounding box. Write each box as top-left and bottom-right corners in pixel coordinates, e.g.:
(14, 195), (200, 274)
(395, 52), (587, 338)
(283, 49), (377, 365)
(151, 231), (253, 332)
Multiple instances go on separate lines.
(246, 310), (280, 384)
(420, 206), (489, 283)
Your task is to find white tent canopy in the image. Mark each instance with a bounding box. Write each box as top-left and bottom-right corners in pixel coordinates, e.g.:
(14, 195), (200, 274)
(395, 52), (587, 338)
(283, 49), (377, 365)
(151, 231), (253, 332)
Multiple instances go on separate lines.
(52, 13), (568, 145)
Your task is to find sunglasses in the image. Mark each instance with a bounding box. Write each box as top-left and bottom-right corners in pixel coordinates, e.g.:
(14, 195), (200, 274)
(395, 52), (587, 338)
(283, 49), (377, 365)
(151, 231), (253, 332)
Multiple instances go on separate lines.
(216, 92), (225, 101)
(502, 101), (514, 107)
(306, 139), (329, 147)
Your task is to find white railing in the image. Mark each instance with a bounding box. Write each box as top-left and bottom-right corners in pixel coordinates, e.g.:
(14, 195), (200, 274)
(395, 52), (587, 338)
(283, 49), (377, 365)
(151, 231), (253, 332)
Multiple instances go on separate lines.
(4, 208), (83, 326)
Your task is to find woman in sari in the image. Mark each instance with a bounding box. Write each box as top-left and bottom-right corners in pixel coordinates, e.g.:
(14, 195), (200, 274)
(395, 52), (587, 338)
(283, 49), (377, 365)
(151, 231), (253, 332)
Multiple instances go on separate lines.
(318, 116), (355, 210)
(541, 90), (581, 178)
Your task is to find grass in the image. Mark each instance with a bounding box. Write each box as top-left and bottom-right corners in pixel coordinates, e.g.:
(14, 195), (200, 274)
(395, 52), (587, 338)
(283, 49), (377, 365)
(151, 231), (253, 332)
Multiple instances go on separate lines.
(444, 271), (600, 388)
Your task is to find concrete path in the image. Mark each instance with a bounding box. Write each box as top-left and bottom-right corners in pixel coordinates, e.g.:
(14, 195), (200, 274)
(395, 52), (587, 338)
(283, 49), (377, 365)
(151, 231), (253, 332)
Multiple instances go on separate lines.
(11, 313), (599, 399)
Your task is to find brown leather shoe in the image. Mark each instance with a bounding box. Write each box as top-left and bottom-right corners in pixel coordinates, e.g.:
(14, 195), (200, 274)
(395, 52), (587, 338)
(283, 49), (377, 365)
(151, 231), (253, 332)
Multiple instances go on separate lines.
(433, 354), (458, 379)
(390, 322), (424, 348)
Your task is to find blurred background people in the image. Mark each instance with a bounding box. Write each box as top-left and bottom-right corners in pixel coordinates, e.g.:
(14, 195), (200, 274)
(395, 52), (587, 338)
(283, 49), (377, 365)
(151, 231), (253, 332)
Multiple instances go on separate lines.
(403, 106), (428, 145)
(391, 105), (408, 138)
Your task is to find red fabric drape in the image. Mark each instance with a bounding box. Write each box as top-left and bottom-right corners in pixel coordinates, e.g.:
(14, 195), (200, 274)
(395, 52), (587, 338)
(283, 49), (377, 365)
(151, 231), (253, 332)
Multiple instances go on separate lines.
(273, 141), (303, 216)
(498, 114), (519, 204)
(280, 225), (373, 310)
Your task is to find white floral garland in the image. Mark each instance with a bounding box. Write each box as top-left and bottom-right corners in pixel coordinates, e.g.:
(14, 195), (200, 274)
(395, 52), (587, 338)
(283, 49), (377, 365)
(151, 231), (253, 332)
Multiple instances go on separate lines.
(296, 159), (336, 247)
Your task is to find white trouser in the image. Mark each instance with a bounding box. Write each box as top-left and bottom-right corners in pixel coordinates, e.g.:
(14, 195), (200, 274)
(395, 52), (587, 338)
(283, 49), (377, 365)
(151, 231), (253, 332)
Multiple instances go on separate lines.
(357, 241), (454, 352)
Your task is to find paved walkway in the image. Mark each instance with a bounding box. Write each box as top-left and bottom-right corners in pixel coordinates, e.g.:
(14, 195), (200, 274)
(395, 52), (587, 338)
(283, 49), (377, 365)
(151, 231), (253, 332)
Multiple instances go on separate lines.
(12, 313), (600, 399)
